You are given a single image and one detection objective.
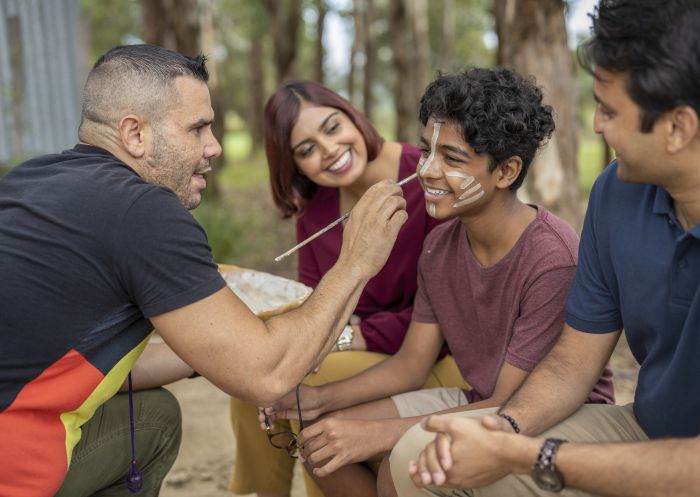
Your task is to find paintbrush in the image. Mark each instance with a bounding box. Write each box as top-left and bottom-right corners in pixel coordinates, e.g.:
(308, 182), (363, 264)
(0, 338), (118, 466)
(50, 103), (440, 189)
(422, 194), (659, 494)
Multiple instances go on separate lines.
(274, 172), (419, 262)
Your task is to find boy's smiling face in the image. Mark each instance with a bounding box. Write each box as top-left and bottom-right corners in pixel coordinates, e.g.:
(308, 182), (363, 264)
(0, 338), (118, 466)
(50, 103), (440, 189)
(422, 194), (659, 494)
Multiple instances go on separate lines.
(417, 118), (498, 220)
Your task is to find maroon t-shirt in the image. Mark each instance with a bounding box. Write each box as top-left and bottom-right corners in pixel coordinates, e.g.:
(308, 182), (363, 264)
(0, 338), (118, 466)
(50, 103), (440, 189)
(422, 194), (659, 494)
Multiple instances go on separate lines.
(413, 208), (615, 404)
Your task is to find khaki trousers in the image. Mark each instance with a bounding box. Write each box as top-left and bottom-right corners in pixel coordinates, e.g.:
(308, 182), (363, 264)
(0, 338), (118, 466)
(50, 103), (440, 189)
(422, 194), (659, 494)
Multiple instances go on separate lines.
(390, 404), (648, 497)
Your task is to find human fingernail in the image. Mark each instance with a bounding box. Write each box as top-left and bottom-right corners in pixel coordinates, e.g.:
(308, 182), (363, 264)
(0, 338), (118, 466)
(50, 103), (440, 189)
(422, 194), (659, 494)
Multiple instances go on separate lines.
(421, 472), (432, 485)
(433, 472), (445, 485)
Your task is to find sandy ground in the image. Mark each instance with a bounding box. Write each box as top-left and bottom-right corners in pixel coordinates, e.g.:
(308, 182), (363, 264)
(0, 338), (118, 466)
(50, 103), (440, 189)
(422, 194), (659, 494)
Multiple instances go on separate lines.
(160, 337), (639, 497)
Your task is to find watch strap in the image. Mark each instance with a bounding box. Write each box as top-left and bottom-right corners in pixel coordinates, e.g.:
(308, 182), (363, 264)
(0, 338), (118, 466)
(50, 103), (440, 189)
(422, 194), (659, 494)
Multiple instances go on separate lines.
(536, 438), (566, 470)
(532, 438), (567, 492)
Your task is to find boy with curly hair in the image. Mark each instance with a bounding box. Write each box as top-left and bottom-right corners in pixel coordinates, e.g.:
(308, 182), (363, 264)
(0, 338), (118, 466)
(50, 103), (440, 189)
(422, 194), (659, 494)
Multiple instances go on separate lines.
(263, 67), (614, 497)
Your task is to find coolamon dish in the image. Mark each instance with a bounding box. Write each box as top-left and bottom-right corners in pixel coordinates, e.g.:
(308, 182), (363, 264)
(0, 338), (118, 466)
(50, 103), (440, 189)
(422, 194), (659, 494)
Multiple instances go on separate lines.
(218, 264), (312, 319)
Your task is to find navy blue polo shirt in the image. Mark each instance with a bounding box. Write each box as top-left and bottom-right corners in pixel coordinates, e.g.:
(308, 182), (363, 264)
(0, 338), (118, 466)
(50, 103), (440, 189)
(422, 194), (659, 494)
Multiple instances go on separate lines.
(566, 161), (700, 439)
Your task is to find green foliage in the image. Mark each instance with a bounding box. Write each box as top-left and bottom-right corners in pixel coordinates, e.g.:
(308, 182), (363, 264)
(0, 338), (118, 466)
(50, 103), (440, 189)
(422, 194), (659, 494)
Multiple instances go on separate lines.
(191, 196), (248, 264)
(219, 131), (270, 188)
(80, 0), (143, 63)
(428, 0), (496, 71)
(578, 134), (605, 196)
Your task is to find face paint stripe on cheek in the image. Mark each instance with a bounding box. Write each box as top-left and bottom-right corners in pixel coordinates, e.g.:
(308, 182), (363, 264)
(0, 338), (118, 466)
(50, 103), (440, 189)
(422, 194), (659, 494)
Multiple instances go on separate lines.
(419, 122), (442, 177)
(458, 184), (482, 200)
(453, 190), (485, 208)
(444, 171), (475, 190)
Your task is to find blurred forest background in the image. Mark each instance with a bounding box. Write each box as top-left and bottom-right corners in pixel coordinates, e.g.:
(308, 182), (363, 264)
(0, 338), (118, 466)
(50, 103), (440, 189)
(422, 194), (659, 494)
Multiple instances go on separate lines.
(3, 0), (612, 275)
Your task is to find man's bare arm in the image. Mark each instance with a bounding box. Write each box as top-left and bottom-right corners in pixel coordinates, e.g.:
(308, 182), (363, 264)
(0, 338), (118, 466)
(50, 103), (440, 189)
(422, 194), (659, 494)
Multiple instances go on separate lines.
(119, 339), (194, 391)
(151, 181), (407, 406)
(552, 436), (700, 497)
(499, 324), (621, 435)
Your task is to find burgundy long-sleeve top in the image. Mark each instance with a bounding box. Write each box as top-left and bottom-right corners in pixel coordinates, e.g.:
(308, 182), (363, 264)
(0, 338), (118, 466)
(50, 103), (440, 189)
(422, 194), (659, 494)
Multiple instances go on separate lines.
(296, 144), (443, 354)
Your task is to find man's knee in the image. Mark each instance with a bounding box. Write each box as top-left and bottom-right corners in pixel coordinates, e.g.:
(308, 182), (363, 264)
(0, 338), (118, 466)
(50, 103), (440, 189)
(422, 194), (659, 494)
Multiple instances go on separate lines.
(134, 387), (182, 470)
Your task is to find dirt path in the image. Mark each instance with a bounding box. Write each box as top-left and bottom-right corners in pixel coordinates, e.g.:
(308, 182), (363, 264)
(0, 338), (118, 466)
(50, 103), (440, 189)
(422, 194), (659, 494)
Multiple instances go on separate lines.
(162, 379), (308, 497)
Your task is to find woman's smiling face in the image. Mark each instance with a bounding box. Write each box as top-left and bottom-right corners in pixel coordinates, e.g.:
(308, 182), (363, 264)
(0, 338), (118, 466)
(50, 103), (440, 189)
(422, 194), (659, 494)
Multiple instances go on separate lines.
(289, 103), (368, 188)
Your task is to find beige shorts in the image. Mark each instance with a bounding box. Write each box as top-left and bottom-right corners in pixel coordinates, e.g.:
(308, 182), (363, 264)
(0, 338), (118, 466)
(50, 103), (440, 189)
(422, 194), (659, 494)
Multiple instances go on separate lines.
(390, 403), (648, 497)
(392, 387), (470, 417)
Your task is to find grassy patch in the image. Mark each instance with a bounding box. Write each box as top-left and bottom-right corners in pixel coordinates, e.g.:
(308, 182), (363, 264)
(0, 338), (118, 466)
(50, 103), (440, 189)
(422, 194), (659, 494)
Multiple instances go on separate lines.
(578, 134), (605, 196)
(219, 131), (269, 188)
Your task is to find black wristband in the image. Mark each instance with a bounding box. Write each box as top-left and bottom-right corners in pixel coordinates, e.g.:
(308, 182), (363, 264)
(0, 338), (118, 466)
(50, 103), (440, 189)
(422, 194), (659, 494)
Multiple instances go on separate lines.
(498, 413), (521, 433)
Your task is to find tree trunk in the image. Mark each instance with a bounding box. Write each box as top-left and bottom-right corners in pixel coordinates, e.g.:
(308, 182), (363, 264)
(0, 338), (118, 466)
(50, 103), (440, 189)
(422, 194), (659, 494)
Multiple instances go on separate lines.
(494, 0), (582, 229)
(248, 35), (265, 154)
(348, 0), (361, 106)
(140, 0), (200, 56)
(314, 0), (327, 84)
(264, 0), (302, 84)
(362, 0), (376, 120)
(410, 0), (429, 115)
(389, 0), (420, 143)
(440, 0), (455, 71)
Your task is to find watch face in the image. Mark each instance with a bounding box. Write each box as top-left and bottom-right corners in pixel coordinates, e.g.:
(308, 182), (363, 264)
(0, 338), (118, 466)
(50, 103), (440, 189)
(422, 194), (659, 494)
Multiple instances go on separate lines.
(532, 467), (564, 492)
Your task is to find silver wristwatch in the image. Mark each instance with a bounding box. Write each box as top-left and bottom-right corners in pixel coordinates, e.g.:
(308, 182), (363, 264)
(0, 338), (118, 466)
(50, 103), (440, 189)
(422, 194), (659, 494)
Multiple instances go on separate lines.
(335, 324), (354, 351)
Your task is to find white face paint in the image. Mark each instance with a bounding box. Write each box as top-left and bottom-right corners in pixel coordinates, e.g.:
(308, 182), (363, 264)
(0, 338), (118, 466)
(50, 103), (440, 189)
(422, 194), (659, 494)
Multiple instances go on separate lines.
(444, 171), (475, 190)
(427, 202), (436, 218)
(419, 122), (442, 178)
(444, 171), (484, 208)
(458, 183), (482, 200)
(453, 190), (485, 207)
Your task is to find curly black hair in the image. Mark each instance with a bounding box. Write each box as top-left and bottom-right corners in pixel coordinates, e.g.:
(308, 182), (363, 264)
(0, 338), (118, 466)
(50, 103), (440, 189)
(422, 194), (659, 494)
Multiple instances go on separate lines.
(578, 0), (700, 133)
(418, 67), (555, 191)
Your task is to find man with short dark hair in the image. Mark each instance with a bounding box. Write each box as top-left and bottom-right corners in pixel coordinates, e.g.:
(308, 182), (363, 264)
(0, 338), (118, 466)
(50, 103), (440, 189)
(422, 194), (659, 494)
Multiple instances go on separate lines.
(0, 44), (408, 496)
(392, 1), (700, 496)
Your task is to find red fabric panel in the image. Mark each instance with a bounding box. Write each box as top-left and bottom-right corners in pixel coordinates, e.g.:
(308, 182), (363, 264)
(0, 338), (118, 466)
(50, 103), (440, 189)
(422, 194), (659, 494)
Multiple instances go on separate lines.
(0, 349), (103, 497)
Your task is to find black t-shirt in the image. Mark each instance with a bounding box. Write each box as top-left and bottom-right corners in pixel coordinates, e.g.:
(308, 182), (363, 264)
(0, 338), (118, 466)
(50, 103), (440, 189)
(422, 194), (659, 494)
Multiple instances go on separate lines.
(0, 144), (225, 495)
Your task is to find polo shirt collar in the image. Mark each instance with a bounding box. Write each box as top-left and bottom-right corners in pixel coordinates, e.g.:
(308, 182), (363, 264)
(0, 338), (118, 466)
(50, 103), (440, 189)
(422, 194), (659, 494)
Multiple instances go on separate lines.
(652, 185), (673, 216)
(652, 185), (700, 240)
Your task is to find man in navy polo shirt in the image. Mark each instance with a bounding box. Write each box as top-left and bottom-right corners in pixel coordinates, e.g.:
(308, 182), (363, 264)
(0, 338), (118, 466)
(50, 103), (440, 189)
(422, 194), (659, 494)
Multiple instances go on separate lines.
(387, 1), (700, 496)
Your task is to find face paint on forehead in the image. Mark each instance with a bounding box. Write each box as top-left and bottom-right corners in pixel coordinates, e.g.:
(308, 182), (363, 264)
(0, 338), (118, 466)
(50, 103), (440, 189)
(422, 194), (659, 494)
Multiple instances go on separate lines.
(444, 171), (475, 190)
(419, 122), (442, 177)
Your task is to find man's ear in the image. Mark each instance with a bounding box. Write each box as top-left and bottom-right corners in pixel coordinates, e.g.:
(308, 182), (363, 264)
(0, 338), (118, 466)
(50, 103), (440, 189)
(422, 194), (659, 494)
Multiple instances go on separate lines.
(117, 114), (148, 159)
(666, 105), (699, 154)
(496, 156), (523, 189)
